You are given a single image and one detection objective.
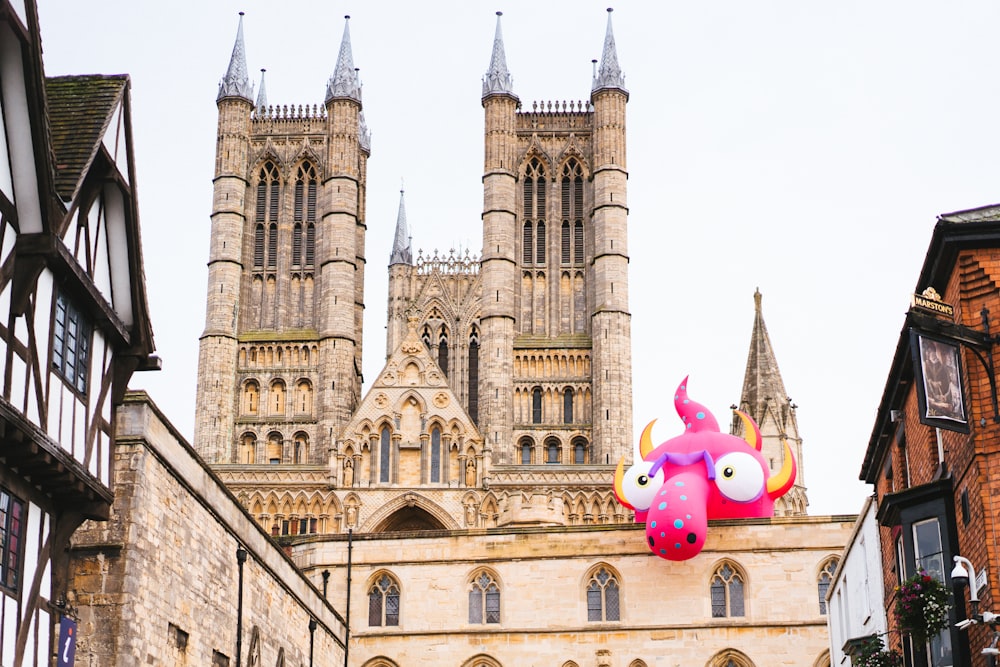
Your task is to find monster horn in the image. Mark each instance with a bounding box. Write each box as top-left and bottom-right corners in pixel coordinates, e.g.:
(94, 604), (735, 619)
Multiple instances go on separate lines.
(639, 420), (657, 459)
(613, 458), (634, 509)
(734, 410), (762, 452)
(766, 438), (797, 499)
(673, 377), (720, 433)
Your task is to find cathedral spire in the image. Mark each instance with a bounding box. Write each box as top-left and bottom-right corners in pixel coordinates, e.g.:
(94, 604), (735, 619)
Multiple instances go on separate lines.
(482, 11), (517, 100)
(739, 289), (791, 422)
(325, 15), (362, 104)
(218, 12), (253, 103)
(591, 8), (627, 95)
(390, 187), (412, 266)
(255, 69), (268, 110)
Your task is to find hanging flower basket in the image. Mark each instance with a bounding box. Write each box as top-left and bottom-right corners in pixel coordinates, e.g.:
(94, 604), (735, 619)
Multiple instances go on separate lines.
(855, 634), (902, 667)
(894, 570), (951, 644)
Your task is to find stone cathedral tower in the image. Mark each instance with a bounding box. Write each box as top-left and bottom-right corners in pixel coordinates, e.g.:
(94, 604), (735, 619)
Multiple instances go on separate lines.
(194, 10), (634, 535)
(194, 14), (369, 470)
(378, 10), (634, 521)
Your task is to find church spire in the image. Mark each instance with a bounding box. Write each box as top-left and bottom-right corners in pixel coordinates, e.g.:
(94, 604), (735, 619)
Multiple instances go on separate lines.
(592, 8), (627, 95)
(739, 289), (791, 423)
(482, 11), (517, 100)
(325, 15), (362, 104)
(218, 12), (253, 103)
(390, 188), (412, 266)
(255, 69), (268, 110)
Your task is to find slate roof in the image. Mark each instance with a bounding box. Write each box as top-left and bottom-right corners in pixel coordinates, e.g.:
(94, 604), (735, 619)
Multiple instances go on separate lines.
(45, 74), (127, 200)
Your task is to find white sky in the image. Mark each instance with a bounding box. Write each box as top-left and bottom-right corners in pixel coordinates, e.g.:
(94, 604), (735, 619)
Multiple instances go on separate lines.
(35, 1), (1000, 516)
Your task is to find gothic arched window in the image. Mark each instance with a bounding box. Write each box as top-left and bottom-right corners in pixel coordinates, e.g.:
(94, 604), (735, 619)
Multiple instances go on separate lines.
(293, 432), (308, 464)
(368, 573), (400, 626)
(532, 388), (543, 424)
(818, 557), (838, 615)
(468, 328), (480, 425)
(379, 426), (391, 484)
(430, 427), (442, 483)
(586, 566), (620, 622)
(468, 571), (501, 624)
(438, 329), (449, 377)
(711, 563), (746, 618)
(564, 387), (574, 424)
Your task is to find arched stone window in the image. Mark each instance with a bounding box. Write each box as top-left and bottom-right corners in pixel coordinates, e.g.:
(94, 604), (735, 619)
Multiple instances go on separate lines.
(269, 379), (286, 415)
(239, 432), (256, 464)
(818, 557), (838, 615)
(266, 432), (283, 465)
(295, 379), (313, 414)
(368, 573), (400, 627)
(711, 563), (746, 618)
(563, 387), (574, 423)
(468, 570), (501, 624)
(243, 380), (259, 415)
(532, 388), (543, 424)
(545, 438), (560, 464)
(519, 437), (534, 465)
(255, 162), (279, 270)
(573, 438), (587, 464)
(293, 432), (308, 465)
(707, 649), (755, 667)
(586, 566), (620, 622)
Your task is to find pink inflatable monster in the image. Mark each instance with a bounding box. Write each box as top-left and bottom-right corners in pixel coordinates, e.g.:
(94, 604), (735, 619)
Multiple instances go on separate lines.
(613, 378), (796, 561)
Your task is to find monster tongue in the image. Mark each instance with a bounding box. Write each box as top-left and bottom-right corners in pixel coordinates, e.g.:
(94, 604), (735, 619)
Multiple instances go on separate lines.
(644, 471), (709, 561)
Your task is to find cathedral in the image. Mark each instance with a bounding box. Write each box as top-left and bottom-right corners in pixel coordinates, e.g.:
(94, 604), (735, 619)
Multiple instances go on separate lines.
(192, 9), (849, 667)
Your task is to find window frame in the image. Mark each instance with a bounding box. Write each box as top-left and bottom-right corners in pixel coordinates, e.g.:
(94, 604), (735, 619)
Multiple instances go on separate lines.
(52, 291), (92, 395)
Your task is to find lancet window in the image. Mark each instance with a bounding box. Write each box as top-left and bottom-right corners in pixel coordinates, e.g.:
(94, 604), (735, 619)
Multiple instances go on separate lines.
(254, 162), (280, 270)
(368, 573), (400, 626)
(711, 563), (745, 617)
(586, 567), (620, 622)
(522, 158), (546, 266)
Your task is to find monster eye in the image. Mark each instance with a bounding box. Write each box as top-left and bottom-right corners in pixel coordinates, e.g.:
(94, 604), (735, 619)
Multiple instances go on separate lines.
(620, 461), (664, 510)
(713, 452), (765, 502)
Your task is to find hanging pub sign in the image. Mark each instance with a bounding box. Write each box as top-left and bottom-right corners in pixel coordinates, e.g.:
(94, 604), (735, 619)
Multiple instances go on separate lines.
(911, 331), (970, 433)
(911, 286), (955, 319)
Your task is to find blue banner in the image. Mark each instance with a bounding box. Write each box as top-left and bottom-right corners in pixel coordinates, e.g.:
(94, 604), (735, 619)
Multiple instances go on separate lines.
(57, 617), (76, 667)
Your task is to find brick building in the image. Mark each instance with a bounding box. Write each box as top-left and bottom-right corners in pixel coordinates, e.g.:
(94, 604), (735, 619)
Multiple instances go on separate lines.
(859, 204), (1000, 666)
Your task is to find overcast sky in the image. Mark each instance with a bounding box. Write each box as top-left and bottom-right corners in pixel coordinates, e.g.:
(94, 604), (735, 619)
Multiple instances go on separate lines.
(35, 1), (1000, 516)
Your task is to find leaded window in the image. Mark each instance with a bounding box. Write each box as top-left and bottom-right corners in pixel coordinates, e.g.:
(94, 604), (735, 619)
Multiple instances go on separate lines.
(468, 572), (500, 624)
(368, 574), (400, 626)
(379, 427), (391, 483)
(586, 567), (620, 622)
(53, 291), (91, 394)
(818, 558), (838, 615)
(711, 564), (745, 617)
(0, 489), (24, 592)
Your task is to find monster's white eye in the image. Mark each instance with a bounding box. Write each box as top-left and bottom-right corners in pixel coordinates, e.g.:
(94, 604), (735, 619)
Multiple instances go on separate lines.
(713, 452), (765, 502)
(621, 460), (664, 510)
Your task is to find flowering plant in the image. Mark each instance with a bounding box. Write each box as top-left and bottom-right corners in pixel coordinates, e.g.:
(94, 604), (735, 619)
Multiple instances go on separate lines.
(855, 634), (902, 667)
(894, 570), (951, 644)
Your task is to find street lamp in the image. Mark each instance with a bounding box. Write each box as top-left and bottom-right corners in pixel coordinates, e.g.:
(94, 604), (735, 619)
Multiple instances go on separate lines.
(308, 617), (317, 667)
(236, 545), (248, 667)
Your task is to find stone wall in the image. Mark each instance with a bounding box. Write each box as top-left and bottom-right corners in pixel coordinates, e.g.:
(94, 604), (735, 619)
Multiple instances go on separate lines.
(291, 514), (855, 667)
(67, 392), (345, 666)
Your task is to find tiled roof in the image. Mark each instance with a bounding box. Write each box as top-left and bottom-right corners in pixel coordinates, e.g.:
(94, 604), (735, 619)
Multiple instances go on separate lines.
(45, 74), (127, 200)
